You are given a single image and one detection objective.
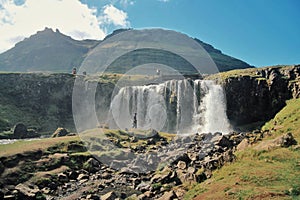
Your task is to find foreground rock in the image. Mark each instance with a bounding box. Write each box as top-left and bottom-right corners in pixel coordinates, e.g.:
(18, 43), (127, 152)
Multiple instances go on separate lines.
(254, 132), (297, 151)
(1, 129), (297, 200)
(51, 127), (71, 137)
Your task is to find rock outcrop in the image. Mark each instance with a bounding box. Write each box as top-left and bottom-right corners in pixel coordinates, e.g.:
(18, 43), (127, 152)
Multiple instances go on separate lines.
(223, 65), (300, 129)
(0, 73), (115, 133)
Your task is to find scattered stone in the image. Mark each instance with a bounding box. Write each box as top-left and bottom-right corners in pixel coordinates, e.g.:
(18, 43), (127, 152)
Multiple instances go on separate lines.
(15, 183), (39, 198)
(87, 194), (100, 200)
(58, 173), (69, 182)
(187, 152), (197, 161)
(177, 161), (186, 170)
(68, 171), (79, 180)
(276, 132), (297, 147)
(187, 167), (196, 174)
(86, 157), (100, 167)
(157, 190), (177, 200)
(236, 138), (250, 151)
(41, 187), (51, 194)
(174, 187), (186, 199)
(151, 167), (172, 184)
(77, 174), (89, 181)
(101, 191), (117, 200)
(213, 135), (233, 148)
(255, 132), (297, 150)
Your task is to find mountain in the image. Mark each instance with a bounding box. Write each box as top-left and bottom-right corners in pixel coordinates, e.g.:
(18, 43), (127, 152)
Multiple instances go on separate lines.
(0, 28), (253, 73)
(0, 28), (99, 72)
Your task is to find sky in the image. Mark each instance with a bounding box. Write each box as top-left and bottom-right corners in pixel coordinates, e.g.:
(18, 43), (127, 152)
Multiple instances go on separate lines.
(0, 0), (299, 67)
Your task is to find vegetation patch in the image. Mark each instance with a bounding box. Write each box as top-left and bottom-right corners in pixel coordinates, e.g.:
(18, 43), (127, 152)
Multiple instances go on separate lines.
(186, 99), (300, 199)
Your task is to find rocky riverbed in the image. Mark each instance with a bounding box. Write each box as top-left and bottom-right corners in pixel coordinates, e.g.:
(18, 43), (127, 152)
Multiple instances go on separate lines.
(0, 128), (296, 200)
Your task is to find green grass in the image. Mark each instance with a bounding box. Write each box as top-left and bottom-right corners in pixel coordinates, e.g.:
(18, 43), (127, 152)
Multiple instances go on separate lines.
(185, 99), (300, 200)
(0, 136), (79, 157)
(206, 65), (297, 84)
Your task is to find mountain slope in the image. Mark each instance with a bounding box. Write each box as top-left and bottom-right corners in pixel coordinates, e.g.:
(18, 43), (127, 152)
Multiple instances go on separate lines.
(185, 90), (300, 200)
(0, 28), (99, 72)
(0, 28), (253, 73)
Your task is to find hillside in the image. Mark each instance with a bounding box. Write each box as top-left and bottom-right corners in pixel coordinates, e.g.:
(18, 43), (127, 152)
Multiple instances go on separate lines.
(0, 28), (99, 72)
(186, 98), (300, 199)
(0, 28), (253, 73)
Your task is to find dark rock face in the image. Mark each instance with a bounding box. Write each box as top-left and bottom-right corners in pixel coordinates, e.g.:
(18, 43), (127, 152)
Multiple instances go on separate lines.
(0, 73), (115, 133)
(223, 65), (300, 129)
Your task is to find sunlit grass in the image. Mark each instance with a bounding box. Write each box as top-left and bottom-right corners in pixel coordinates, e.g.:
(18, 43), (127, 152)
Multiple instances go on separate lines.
(0, 136), (79, 157)
(185, 99), (300, 199)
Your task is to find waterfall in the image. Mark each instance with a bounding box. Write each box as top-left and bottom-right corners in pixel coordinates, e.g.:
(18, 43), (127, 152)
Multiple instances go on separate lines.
(109, 79), (231, 134)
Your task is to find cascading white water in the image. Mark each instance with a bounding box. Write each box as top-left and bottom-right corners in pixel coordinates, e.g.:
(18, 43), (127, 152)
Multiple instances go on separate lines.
(109, 79), (231, 134)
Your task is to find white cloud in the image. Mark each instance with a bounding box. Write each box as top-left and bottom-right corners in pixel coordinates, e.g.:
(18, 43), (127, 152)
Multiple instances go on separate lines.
(0, 0), (107, 53)
(98, 4), (130, 28)
(158, 0), (170, 2)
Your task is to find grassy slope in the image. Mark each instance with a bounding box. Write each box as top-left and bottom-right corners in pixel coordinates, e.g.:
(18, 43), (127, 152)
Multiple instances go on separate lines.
(186, 99), (300, 200)
(0, 136), (80, 157)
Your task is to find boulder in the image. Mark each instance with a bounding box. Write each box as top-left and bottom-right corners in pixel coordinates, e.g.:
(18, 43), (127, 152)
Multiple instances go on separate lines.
(77, 173), (89, 181)
(101, 191), (117, 200)
(13, 123), (27, 138)
(212, 135), (233, 148)
(276, 132), (297, 147)
(177, 161), (186, 170)
(151, 167), (172, 184)
(58, 173), (69, 182)
(52, 128), (70, 137)
(157, 190), (177, 200)
(255, 132), (297, 150)
(15, 183), (39, 198)
(87, 194), (100, 200)
(236, 138), (250, 151)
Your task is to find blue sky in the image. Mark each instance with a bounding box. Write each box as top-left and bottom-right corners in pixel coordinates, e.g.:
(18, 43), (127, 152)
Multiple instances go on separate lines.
(0, 0), (299, 67)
